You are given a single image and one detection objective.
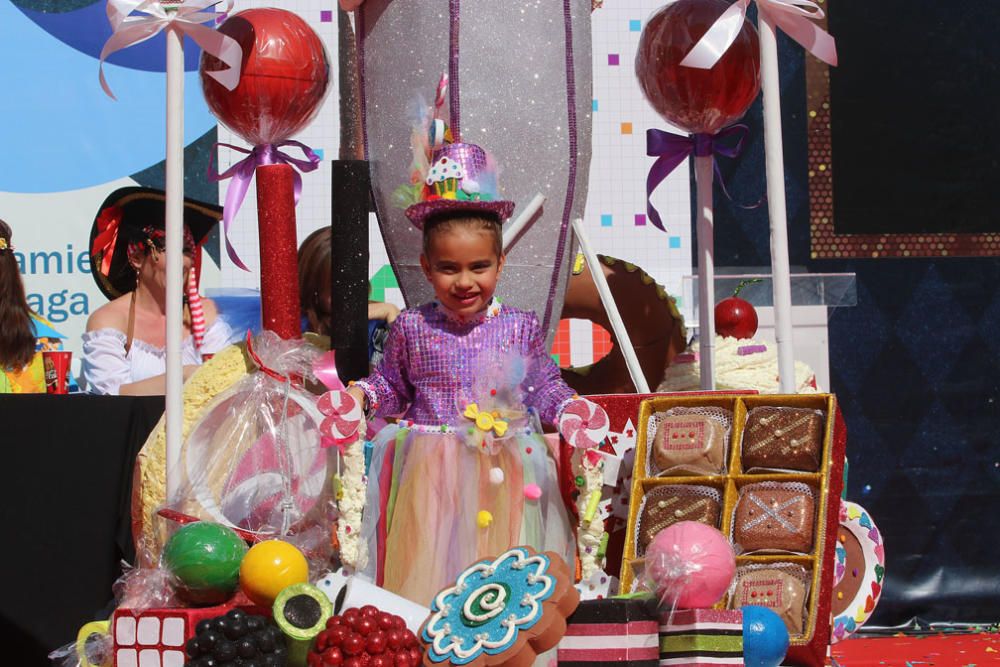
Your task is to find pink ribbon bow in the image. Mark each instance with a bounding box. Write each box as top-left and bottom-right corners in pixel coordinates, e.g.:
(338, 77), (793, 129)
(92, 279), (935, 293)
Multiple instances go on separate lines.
(681, 0), (837, 70)
(209, 141), (321, 271)
(99, 0), (243, 100)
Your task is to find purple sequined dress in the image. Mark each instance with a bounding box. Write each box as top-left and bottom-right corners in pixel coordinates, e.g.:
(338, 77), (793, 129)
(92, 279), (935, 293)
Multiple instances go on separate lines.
(355, 299), (576, 605)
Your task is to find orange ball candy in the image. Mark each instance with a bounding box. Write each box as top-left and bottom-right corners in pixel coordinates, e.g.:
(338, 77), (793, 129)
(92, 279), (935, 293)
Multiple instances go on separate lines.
(239, 539), (309, 606)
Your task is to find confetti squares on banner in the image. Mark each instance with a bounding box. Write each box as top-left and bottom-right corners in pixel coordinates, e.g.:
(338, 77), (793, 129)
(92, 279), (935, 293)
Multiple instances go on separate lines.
(585, 1), (693, 324)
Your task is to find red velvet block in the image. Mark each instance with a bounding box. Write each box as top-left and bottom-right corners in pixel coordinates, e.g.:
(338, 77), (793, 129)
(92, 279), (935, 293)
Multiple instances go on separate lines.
(112, 602), (266, 667)
(256, 163), (302, 340)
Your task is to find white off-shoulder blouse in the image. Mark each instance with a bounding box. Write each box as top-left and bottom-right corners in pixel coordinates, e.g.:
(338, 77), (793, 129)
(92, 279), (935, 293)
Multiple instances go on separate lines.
(81, 318), (235, 395)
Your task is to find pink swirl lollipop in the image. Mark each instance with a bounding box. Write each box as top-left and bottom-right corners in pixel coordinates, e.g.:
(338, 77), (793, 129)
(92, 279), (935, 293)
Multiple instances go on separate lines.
(558, 398), (609, 449)
(317, 390), (363, 446)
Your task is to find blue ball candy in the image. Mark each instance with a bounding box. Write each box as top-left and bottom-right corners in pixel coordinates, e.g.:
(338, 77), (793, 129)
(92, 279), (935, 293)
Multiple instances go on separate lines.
(742, 605), (790, 667)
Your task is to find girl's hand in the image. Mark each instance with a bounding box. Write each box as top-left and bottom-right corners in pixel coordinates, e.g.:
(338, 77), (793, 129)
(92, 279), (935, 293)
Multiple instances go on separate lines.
(367, 301), (400, 324)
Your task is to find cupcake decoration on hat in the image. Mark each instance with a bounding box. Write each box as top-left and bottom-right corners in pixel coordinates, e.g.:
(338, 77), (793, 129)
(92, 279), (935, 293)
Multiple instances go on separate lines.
(398, 75), (515, 229)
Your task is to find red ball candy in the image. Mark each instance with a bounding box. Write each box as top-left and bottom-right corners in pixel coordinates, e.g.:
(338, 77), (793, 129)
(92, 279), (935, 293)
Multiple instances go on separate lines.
(387, 630), (404, 651)
(344, 657), (366, 667)
(327, 626), (348, 648)
(371, 656), (394, 667)
(327, 616), (343, 629)
(366, 631), (387, 655)
(356, 617), (377, 636)
(201, 8), (330, 145)
(342, 609), (361, 627)
(321, 647), (344, 667)
(360, 605), (379, 618)
(343, 632), (366, 657)
(635, 0), (760, 134)
(393, 652), (411, 667)
(390, 616), (406, 631)
(377, 613), (395, 630)
(408, 648), (421, 664)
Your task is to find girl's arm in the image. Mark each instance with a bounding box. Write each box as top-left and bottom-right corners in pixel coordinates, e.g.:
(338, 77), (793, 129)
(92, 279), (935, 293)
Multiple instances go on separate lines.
(522, 313), (577, 425)
(351, 310), (413, 417)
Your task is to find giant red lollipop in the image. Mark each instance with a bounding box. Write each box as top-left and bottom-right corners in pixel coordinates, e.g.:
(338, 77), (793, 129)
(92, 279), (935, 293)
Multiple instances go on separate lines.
(201, 8), (330, 145)
(636, 0), (760, 134)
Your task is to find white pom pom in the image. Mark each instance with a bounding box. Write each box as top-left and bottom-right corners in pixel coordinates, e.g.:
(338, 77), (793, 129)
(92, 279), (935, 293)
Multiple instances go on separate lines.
(489, 467), (505, 485)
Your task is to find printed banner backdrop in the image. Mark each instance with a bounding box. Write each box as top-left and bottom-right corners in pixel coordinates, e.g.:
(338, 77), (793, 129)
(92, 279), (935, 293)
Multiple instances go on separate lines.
(1, 0), (691, 380)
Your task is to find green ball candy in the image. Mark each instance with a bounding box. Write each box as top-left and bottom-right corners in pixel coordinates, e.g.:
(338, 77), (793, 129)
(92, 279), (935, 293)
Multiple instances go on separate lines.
(163, 522), (247, 605)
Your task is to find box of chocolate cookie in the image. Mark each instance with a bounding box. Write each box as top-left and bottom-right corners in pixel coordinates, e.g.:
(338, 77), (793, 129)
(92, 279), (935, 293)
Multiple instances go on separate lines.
(619, 393), (846, 667)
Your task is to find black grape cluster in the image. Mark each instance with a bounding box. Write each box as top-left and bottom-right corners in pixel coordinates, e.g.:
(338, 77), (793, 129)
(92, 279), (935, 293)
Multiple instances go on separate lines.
(185, 609), (287, 667)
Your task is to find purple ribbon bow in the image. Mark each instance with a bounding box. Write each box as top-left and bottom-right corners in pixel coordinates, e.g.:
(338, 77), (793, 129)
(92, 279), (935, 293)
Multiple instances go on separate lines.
(645, 125), (750, 232)
(209, 140), (321, 270)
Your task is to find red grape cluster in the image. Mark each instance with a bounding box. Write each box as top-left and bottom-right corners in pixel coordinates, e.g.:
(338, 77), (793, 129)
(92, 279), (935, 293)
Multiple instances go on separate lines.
(308, 606), (422, 667)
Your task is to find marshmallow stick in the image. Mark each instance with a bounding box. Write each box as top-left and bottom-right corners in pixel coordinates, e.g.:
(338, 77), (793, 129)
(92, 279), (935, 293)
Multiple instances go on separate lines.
(694, 155), (716, 390)
(759, 15), (796, 393)
(164, 23), (185, 500)
(502, 193), (546, 253)
(571, 218), (650, 393)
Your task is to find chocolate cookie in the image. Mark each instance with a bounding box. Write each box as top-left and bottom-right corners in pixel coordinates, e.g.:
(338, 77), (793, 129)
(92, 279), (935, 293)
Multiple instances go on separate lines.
(730, 565), (810, 635)
(652, 413), (727, 475)
(636, 485), (721, 556)
(742, 407), (825, 472)
(733, 483), (815, 554)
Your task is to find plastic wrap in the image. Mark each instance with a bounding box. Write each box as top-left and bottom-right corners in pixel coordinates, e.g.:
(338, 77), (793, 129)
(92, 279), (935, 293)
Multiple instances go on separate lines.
(161, 332), (337, 563)
(48, 621), (111, 667)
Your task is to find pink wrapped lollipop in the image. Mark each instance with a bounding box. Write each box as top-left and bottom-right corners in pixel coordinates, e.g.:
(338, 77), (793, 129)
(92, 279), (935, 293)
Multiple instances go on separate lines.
(646, 521), (736, 609)
(558, 397), (610, 449)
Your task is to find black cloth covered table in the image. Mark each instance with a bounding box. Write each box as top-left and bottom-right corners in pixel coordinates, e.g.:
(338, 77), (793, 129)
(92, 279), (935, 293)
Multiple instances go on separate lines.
(0, 395), (163, 666)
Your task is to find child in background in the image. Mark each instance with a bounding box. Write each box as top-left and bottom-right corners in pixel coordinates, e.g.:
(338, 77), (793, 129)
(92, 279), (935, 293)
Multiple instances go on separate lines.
(0, 219), (75, 393)
(298, 226), (399, 364)
(333, 141), (608, 605)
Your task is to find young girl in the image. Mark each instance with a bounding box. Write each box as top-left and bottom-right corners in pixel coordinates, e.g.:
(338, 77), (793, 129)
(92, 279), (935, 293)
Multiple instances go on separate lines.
(0, 219), (74, 393)
(338, 141), (607, 605)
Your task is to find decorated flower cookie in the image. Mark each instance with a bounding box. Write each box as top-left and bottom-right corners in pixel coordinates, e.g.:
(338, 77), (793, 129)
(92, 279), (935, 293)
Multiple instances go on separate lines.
(419, 546), (579, 666)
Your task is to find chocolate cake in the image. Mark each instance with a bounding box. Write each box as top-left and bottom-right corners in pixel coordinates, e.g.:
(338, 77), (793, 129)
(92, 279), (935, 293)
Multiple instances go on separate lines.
(636, 485), (721, 556)
(652, 413), (727, 475)
(741, 407), (825, 472)
(733, 482), (815, 554)
(730, 565), (810, 635)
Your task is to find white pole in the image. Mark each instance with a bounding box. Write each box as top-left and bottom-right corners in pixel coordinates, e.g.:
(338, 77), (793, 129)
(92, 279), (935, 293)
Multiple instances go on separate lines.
(759, 15), (796, 394)
(502, 193), (545, 253)
(571, 218), (650, 394)
(165, 23), (185, 500)
(694, 155), (715, 390)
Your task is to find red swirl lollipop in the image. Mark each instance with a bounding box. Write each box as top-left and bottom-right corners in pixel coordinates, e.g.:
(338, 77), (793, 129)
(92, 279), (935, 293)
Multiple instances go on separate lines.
(201, 8), (330, 145)
(635, 0), (761, 134)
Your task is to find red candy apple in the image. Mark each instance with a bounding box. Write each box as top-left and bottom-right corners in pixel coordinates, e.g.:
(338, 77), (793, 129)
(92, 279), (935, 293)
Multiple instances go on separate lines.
(201, 8), (330, 146)
(715, 279), (760, 339)
(635, 0), (760, 134)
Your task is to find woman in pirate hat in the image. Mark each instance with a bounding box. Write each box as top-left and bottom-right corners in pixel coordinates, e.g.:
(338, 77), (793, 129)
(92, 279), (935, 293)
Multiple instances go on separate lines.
(82, 187), (235, 395)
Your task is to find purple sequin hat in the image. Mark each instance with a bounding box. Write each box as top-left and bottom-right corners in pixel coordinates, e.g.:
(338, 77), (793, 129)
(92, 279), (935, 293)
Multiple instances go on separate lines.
(404, 142), (515, 229)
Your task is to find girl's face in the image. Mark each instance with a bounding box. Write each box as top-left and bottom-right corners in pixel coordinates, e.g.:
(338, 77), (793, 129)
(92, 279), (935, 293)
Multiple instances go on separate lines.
(420, 225), (505, 317)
